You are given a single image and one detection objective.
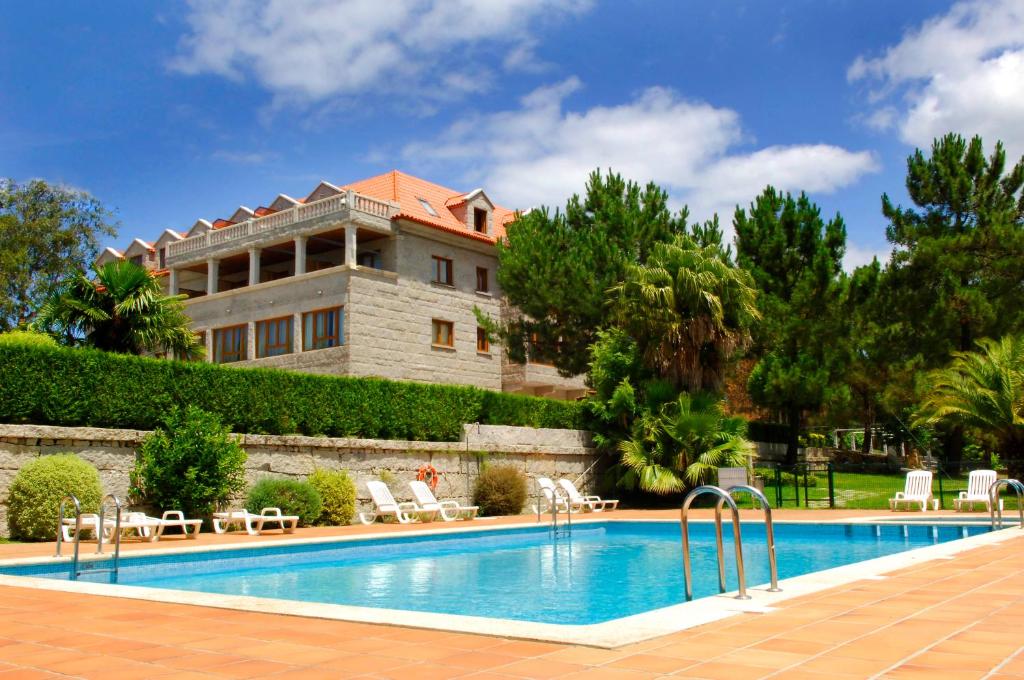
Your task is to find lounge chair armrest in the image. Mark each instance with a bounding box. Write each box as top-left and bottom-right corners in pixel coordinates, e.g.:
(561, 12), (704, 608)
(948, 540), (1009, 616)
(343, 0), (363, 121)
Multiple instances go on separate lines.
(260, 507), (283, 517)
(892, 492), (906, 500)
(162, 510), (185, 521)
(396, 502), (421, 511)
(437, 500), (461, 509)
(582, 495), (602, 502)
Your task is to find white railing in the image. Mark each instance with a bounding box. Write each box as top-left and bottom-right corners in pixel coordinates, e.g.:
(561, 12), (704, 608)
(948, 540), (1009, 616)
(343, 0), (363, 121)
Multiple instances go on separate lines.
(167, 190), (398, 258)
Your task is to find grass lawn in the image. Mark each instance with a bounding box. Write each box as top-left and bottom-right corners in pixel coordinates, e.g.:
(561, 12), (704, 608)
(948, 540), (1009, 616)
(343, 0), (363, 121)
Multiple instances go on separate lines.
(757, 469), (1021, 510)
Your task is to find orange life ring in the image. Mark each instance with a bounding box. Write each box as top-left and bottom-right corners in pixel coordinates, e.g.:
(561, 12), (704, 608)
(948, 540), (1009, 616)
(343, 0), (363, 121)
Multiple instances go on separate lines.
(417, 464), (439, 490)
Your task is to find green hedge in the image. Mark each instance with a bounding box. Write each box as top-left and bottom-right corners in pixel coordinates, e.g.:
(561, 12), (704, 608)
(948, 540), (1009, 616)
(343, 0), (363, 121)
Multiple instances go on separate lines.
(0, 344), (584, 440)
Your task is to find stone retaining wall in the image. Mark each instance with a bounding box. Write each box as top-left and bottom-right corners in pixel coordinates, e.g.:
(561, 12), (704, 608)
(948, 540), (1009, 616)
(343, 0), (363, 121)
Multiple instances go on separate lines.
(0, 423), (597, 536)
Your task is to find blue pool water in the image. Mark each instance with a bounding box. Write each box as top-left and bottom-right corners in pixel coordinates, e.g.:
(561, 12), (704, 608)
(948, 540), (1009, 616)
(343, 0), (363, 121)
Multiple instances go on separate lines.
(0, 521), (988, 625)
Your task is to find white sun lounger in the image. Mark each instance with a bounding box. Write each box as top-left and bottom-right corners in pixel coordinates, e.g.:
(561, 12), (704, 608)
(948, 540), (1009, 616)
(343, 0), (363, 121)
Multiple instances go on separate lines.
(408, 480), (478, 521)
(358, 481), (436, 524)
(60, 511), (163, 542)
(955, 469), (1002, 512)
(212, 507), (298, 535)
(533, 477), (570, 514)
(889, 470), (939, 511)
(558, 478), (619, 512)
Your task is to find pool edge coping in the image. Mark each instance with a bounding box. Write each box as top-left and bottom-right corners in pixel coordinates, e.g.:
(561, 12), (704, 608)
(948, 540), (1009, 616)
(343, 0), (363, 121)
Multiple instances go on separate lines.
(0, 518), (1019, 649)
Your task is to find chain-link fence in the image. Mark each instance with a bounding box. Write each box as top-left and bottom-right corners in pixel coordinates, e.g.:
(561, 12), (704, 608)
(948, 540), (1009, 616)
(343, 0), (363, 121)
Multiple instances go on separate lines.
(754, 462), (1021, 510)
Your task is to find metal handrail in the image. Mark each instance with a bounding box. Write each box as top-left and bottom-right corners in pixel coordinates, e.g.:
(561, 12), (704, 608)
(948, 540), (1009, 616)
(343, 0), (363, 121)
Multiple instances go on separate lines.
(55, 494), (81, 557)
(533, 477), (572, 537)
(96, 495), (123, 573)
(681, 485), (750, 601)
(715, 485), (781, 593)
(989, 479), (1024, 529)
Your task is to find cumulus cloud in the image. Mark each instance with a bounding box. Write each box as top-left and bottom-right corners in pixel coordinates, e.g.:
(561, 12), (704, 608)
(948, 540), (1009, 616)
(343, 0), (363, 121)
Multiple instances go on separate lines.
(405, 78), (878, 235)
(849, 0), (1024, 159)
(171, 0), (591, 106)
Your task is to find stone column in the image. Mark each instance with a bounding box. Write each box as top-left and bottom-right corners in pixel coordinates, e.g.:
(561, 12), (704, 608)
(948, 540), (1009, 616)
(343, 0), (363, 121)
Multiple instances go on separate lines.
(205, 328), (214, 362)
(207, 258), (219, 295)
(293, 312), (303, 353)
(168, 268), (179, 295)
(345, 226), (357, 267)
(248, 247), (261, 286)
(294, 236), (307, 276)
(247, 321), (256, 360)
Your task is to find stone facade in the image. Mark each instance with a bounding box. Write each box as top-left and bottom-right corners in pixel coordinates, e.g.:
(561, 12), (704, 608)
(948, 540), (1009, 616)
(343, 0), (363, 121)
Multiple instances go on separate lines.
(108, 171), (589, 398)
(0, 424), (597, 537)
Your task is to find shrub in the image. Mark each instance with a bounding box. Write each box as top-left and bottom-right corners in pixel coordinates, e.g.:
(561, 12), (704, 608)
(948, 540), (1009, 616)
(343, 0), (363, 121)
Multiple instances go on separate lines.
(0, 330), (57, 348)
(245, 478), (322, 527)
(0, 344), (584, 440)
(7, 454), (103, 541)
(308, 469), (356, 526)
(472, 464), (527, 516)
(132, 406), (247, 518)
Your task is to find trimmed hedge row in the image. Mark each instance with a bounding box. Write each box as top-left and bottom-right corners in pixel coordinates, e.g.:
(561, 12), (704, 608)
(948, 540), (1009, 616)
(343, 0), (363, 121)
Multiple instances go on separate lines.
(0, 345), (584, 441)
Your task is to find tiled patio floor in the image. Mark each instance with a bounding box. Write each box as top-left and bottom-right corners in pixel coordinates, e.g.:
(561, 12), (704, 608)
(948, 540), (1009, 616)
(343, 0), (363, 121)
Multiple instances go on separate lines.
(0, 510), (1021, 679)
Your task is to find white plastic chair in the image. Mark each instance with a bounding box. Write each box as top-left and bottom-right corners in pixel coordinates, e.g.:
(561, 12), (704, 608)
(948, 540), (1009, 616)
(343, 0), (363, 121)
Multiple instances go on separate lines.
(889, 470), (939, 511)
(558, 478), (619, 512)
(955, 469), (1002, 512)
(358, 481), (435, 524)
(408, 481), (478, 521)
(212, 508), (298, 535)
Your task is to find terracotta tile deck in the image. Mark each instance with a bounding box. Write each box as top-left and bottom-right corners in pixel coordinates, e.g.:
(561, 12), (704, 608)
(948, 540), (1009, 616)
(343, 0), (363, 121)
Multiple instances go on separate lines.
(0, 510), (1021, 678)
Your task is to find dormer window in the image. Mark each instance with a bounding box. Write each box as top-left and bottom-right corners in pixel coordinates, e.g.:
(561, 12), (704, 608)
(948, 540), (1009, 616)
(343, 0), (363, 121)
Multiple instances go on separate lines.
(418, 198), (439, 217)
(473, 208), (487, 233)
(129, 255), (143, 266)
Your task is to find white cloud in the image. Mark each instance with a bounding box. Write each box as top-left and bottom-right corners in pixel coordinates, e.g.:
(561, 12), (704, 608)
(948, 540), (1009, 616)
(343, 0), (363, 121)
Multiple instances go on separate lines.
(405, 78), (879, 237)
(843, 241), (890, 274)
(171, 0), (591, 105)
(849, 0), (1024, 159)
(210, 149), (278, 165)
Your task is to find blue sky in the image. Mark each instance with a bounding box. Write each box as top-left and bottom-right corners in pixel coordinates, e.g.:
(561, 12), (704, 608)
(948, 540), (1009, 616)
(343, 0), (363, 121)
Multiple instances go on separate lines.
(4, 0), (1023, 269)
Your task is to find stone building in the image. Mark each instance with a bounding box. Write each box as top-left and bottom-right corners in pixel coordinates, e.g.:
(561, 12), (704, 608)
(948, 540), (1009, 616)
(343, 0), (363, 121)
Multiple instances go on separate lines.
(100, 170), (587, 399)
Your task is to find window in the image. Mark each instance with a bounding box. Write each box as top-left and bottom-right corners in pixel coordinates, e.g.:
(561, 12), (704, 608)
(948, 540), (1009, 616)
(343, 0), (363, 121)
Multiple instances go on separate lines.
(213, 325), (247, 363)
(417, 197), (439, 217)
(432, 319), (454, 348)
(473, 208), (487, 233)
(476, 327), (490, 353)
(357, 251), (379, 269)
(303, 307), (343, 350)
(432, 256), (453, 285)
(256, 316), (292, 358)
(159, 248), (166, 269)
(528, 332), (555, 367)
(475, 266), (489, 293)
(129, 255), (143, 266)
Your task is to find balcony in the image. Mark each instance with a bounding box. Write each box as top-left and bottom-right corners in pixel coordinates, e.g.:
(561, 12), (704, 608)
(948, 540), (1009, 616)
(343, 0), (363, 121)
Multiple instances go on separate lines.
(167, 190), (399, 266)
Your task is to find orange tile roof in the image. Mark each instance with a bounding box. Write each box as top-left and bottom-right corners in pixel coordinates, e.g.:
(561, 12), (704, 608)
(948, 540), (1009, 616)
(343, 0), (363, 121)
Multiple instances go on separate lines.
(211, 218), (235, 229)
(344, 170), (515, 244)
(253, 206), (276, 216)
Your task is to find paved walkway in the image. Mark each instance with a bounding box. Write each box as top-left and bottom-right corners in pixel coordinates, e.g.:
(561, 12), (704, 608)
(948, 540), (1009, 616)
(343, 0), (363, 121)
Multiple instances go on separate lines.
(0, 510), (1021, 679)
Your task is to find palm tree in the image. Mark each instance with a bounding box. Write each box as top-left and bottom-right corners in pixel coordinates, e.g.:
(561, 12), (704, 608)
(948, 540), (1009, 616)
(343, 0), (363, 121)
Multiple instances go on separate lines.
(915, 336), (1024, 478)
(619, 392), (752, 494)
(33, 260), (202, 358)
(610, 234), (760, 392)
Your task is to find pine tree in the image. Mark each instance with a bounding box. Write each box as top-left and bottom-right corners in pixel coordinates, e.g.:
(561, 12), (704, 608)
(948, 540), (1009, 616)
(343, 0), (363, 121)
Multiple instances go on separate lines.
(883, 133), (1024, 471)
(734, 187), (848, 464)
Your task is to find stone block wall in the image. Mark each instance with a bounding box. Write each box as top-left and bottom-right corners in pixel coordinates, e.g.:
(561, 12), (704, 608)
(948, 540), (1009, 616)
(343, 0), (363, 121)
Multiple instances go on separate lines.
(0, 423), (597, 536)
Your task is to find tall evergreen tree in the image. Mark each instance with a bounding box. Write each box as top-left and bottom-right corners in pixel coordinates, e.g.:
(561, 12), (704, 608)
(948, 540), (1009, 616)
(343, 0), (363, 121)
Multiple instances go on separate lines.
(883, 133), (1024, 471)
(486, 170), (685, 376)
(734, 187), (848, 463)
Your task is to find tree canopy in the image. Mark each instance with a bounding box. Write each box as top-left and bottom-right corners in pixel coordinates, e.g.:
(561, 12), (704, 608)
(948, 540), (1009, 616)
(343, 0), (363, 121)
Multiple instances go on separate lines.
(33, 260), (202, 358)
(734, 187), (848, 463)
(882, 133), (1024, 470)
(489, 169), (685, 375)
(0, 179), (118, 331)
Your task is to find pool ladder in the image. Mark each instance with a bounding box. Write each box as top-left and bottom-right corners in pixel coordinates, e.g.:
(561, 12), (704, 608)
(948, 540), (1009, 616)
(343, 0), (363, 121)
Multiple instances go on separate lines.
(679, 485), (780, 601)
(55, 493), (123, 581)
(534, 478), (572, 538)
(989, 479), (1024, 530)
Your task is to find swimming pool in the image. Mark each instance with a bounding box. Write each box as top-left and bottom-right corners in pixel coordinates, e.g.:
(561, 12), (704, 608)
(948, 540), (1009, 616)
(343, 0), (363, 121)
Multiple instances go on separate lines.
(0, 520), (989, 626)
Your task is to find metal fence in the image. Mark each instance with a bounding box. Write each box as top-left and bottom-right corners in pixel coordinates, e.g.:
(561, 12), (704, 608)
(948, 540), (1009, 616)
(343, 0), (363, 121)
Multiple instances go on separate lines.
(753, 462), (1009, 510)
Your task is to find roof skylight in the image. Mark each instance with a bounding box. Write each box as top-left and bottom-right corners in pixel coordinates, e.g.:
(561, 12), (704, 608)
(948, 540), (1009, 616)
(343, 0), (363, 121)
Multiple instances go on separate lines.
(417, 197), (438, 217)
